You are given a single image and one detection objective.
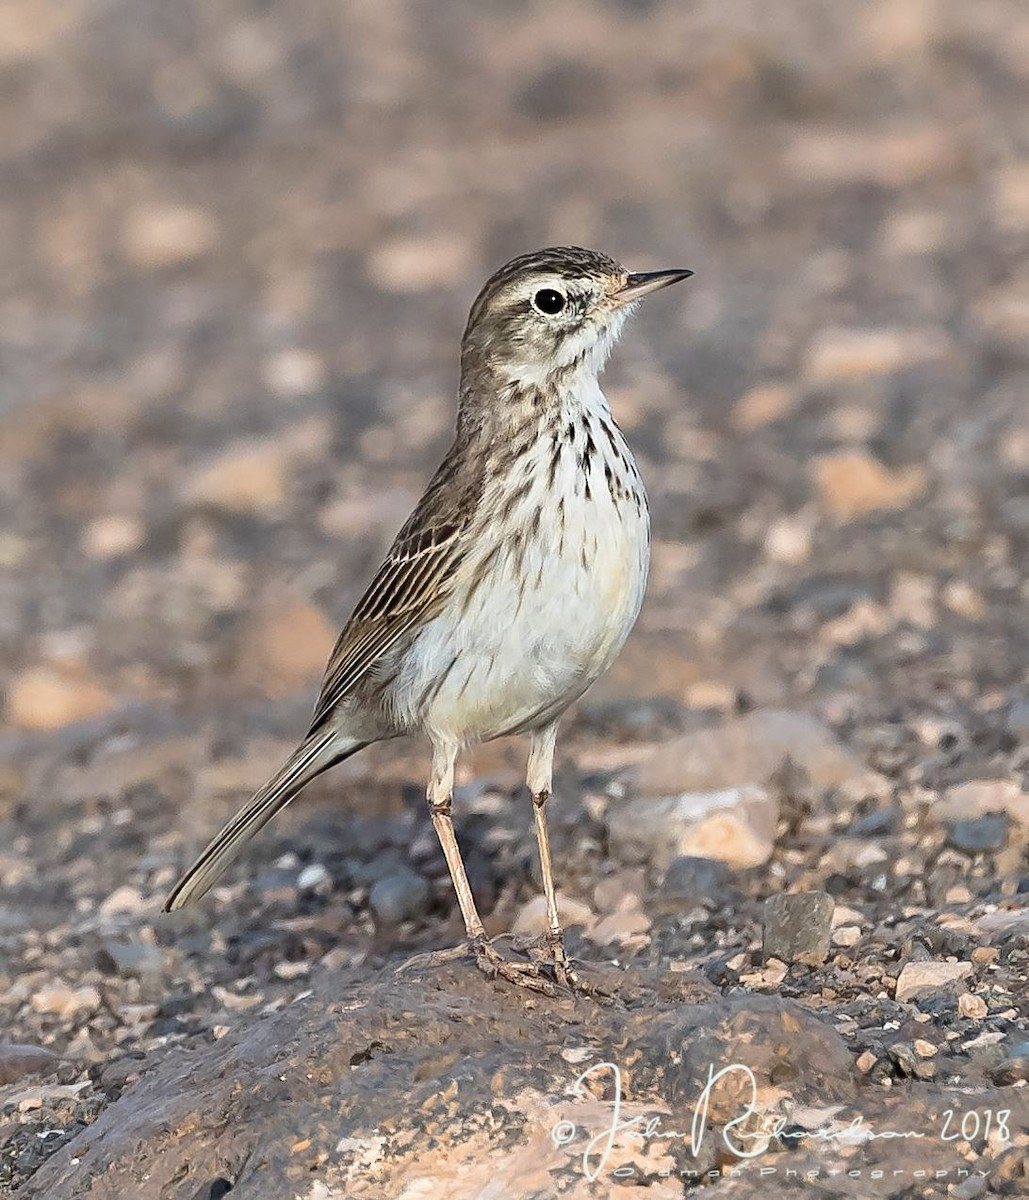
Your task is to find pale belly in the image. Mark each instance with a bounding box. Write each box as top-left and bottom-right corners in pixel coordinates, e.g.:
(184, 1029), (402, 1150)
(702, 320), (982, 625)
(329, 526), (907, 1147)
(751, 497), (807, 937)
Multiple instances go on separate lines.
(391, 481), (649, 745)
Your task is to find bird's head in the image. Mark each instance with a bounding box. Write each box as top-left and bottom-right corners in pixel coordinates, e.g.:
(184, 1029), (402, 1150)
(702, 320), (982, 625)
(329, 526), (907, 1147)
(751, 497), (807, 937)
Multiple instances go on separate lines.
(459, 246), (692, 395)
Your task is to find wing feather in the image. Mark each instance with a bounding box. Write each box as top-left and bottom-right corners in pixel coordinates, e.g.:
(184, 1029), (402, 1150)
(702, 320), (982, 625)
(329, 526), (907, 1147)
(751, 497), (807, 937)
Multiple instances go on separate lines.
(307, 518), (465, 731)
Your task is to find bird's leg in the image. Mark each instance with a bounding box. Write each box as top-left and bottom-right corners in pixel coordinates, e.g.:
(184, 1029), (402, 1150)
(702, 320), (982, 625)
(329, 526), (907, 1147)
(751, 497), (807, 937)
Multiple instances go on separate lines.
(426, 738), (555, 997)
(527, 725), (611, 1002)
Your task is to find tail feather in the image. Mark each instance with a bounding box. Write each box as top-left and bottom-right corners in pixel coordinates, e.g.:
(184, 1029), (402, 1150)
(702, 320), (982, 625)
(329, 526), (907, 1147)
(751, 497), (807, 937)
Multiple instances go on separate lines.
(164, 730), (362, 911)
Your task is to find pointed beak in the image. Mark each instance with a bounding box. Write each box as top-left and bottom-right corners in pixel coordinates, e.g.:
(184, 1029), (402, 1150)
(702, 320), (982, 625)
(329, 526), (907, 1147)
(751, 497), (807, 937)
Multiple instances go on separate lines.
(613, 268), (693, 306)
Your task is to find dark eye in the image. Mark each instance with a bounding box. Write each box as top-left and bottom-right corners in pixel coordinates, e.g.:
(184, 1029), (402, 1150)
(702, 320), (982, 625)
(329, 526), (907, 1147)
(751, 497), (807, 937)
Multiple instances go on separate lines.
(533, 288), (566, 315)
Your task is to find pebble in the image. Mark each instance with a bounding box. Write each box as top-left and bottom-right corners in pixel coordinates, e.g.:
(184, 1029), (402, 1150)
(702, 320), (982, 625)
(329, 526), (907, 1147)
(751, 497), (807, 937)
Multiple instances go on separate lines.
(989, 1043), (1029, 1086)
(947, 814), (1009, 853)
(957, 992), (988, 1020)
(1006, 700), (1029, 739)
(813, 450), (927, 520)
(182, 438), (289, 515)
(587, 896), (652, 947)
(96, 940), (162, 979)
(635, 709), (878, 794)
(31, 983), (102, 1017)
(656, 855), (731, 912)
(122, 203), (219, 268)
(80, 514), (145, 560)
(237, 598), (336, 697)
(367, 868), (431, 926)
(510, 893), (595, 937)
(894, 960), (972, 1003)
(608, 785), (777, 869)
(0, 1042), (61, 1085)
(7, 664), (114, 731)
(297, 863), (331, 891)
(832, 925), (862, 948)
(762, 892), (834, 965)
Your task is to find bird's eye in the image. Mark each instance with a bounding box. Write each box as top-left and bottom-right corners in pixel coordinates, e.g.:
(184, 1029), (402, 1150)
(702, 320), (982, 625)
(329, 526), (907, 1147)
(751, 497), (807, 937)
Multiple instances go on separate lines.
(532, 288), (566, 315)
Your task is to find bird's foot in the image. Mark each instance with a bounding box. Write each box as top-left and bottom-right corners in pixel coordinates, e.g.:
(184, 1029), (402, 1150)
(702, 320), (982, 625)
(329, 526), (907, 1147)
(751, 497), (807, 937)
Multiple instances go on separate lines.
(472, 934), (557, 997)
(544, 930), (616, 1005)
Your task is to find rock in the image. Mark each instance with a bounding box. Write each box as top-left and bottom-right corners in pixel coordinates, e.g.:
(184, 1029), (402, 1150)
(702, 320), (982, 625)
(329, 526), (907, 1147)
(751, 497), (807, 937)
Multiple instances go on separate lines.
(939, 779), (1028, 827)
(957, 992), (988, 1020)
(989, 1048), (1029, 1086)
(98, 885), (150, 917)
(803, 326), (950, 385)
(182, 438), (289, 515)
(237, 597), (336, 697)
(947, 814), (1010, 853)
(80, 514), (145, 561)
(895, 960), (973, 1003)
(731, 384), (797, 431)
(262, 349), (327, 398)
(19, 967), (857, 1200)
(813, 450), (927, 520)
(96, 941), (163, 979)
(7, 664), (114, 731)
(367, 868), (431, 926)
(635, 709), (877, 795)
(31, 983), (102, 1017)
(656, 855), (732, 912)
(365, 235), (471, 294)
(0, 1042), (61, 1085)
(832, 925), (862, 948)
(296, 863), (331, 891)
(122, 203), (219, 268)
(608, 785), (778, 869)
(510, 893), (595, 937)
(762, 892), (834, 965)
(587, 895), (651, 947)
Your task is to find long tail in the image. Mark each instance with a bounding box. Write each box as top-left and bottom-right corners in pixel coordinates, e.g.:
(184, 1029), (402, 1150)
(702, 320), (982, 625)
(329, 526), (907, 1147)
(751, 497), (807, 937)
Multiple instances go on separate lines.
(163, 730), (364, 911)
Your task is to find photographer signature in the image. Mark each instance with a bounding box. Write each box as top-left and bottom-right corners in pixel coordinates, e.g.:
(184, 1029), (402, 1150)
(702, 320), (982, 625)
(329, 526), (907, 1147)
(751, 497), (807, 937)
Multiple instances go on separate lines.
(551, 1062), (930, 1183)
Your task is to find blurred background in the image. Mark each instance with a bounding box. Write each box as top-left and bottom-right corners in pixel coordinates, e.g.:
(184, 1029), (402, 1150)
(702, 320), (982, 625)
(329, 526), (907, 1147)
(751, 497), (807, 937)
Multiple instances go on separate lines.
(3, 0), (1029, 749)
(1, 1), (1028, 1184)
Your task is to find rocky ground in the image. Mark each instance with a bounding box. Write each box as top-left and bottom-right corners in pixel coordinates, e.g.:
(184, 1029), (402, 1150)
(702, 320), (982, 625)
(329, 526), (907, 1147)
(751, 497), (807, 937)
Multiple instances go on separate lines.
(1, 1), (1028, 1197)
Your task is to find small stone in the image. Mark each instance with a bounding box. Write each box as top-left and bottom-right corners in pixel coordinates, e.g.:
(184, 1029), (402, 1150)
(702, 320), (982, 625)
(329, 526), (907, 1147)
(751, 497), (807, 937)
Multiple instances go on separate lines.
(947, 814), (1009, 853)
(764, 514), (813, 565)
(657, 855), (731, 911)
(31, 983), (102, 1017)
(732, 384), (797, 431)
(913, 1039), (937, 1058)
(237, 598), (336, 697)
(7, 664), (114, 731)
(832, 925), (861, 948)
(367, 869), (431, 926)
(763, 892), (834, 966)
(80, 514), (145, 560)
(297, 863), (331, 891)
(803, 326), (950, 384)
(608, 785), (777, 870)
(989, 1054), (1029, 1086)
(941, 579), (985, 620)
(855, 1050), (877, 1074)
(0, 1042), (61, 1085)
(634, 709), (880, 796)
(813, 450), (927, 520)
(1006, 701), (1029, 739)
(123, 203), (219, 268)
(365, 235), (471, 294)
(895, 960), (972, 1003)
(98, 885), (149, 916)
(957, 992), (988, 1020)
(587, 896), (652, 947)
(96, 940), (162, 978)
(182, 438), (289, 514)
(263, 349), (327, 398)
(511, 893), (595, 937)
(940, 779), (1027, 826)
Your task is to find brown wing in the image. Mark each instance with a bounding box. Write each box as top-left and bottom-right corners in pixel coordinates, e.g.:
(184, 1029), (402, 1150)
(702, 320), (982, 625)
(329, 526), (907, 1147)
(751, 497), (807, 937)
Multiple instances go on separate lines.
(307, 452), (481, 732)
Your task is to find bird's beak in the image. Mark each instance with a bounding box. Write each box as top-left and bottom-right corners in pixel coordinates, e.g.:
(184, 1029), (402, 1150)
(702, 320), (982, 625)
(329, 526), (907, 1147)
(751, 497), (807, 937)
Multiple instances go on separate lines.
(613, 268), (693, 306)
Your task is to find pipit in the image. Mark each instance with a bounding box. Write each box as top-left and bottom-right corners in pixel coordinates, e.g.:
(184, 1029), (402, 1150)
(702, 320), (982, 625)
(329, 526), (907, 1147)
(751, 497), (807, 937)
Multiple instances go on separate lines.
(165, 246), (691, 998)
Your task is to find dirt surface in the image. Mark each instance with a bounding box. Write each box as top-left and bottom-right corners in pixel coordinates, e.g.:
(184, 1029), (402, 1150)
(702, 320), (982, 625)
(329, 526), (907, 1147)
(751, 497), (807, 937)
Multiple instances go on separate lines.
(1, 1), (1028, 1196)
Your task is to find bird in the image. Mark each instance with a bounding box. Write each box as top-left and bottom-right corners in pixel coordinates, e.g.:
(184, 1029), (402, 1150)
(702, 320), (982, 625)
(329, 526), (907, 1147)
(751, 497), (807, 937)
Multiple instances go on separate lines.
(164, 246), (692, 998)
